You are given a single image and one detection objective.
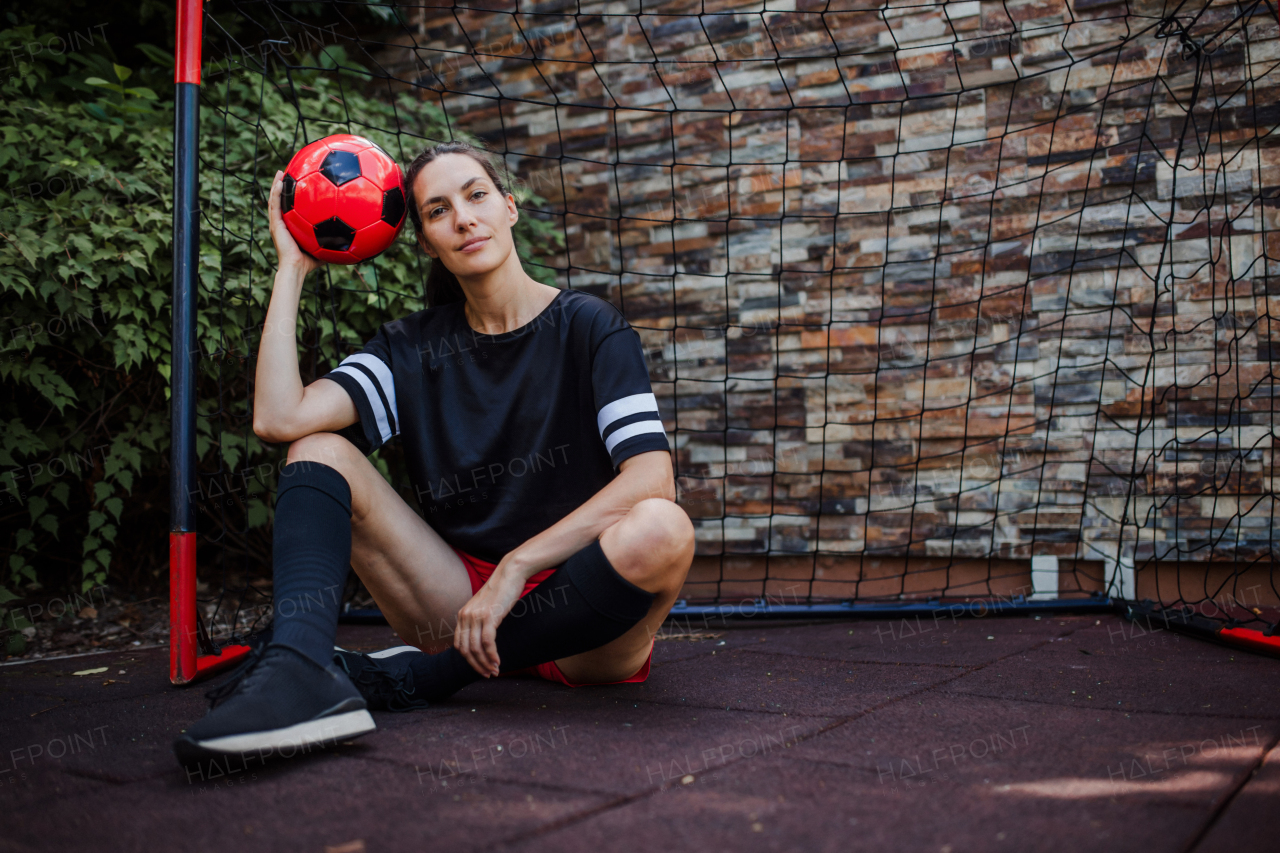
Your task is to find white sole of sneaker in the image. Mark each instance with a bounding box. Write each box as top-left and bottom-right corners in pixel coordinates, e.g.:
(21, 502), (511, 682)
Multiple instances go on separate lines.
(195, 708), (376, 755)
(334, 644), (419, 660)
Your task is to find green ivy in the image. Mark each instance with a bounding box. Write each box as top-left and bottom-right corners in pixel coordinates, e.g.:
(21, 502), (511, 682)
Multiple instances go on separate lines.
(0, 28), (563, 606)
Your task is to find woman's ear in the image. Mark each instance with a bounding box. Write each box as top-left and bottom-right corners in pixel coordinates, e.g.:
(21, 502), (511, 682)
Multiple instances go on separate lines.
(506, 192), (519, 227)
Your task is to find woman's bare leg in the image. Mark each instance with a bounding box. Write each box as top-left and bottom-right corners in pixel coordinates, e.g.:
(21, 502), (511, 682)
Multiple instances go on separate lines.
(552, 499), (695, 684)
(284, 433), (695, 678)
(286, 433), (472, 654)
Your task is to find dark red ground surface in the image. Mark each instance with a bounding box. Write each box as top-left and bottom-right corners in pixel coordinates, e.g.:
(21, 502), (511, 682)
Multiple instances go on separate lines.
(1, 611), (1277, 852)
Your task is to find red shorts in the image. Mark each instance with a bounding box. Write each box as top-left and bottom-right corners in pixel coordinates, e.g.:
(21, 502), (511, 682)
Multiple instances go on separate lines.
(453, 547), (652, 687)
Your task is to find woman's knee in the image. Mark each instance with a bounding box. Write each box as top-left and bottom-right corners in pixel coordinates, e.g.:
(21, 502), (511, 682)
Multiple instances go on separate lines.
(285, 432), (360, 470)
(632, 498), (695, 550)
(605, 499), (695, 586)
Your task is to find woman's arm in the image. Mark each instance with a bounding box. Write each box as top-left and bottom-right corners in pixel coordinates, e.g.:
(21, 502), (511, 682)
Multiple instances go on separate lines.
(253, 171), (359, 443)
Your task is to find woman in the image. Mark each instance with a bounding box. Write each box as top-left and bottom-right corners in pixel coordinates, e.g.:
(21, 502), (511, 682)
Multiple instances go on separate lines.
(174, 142), (694, 765)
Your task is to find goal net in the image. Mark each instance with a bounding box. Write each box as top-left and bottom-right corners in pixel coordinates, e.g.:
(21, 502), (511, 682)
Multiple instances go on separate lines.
(175, 0), (1280, 678)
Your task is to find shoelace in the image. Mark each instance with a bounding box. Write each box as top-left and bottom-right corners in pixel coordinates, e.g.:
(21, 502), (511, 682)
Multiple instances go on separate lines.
(350, 656), (430, 712)
(204, 643), (271, 708)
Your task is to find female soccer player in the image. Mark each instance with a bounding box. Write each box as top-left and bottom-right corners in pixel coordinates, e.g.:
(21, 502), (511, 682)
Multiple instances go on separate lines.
(174, 142), (694, 764)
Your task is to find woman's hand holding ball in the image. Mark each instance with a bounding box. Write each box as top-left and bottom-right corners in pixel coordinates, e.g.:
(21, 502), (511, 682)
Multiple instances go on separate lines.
(269, 170), (324, 278)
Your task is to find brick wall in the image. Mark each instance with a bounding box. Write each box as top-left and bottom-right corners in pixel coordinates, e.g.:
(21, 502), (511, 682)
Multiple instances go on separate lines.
(371, 0), (1279, 594)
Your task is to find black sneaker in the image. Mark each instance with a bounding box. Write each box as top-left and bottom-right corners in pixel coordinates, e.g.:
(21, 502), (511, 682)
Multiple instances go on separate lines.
(173, 643), (375, 766)
(333, 645), (431, 712)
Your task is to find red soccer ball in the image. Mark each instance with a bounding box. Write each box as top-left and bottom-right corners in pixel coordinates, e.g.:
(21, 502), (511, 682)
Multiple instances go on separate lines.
(280, 134), (407, 265)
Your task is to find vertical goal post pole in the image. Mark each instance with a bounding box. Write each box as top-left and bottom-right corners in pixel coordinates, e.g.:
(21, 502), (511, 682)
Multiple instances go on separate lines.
(170, 0), (250, 684)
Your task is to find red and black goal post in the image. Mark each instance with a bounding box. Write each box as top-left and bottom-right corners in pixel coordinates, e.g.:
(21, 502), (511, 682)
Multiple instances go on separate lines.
(169, 0), (251, 685)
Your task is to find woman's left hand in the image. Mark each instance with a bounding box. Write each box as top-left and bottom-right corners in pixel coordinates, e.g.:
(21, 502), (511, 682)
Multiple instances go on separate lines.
(454, 560), (528, 677)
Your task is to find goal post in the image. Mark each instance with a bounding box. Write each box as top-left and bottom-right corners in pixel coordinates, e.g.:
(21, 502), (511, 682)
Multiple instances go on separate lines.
(169, 0), (251, 685)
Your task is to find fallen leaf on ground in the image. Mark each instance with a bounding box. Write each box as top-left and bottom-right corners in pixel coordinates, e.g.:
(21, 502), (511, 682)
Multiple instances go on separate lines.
(324, 842), (366, 853)
(72, 667), (108, 676)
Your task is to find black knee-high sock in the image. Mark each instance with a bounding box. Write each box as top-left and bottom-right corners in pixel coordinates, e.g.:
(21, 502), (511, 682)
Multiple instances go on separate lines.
(269, 460), (352, 667)
(406, 539), (656, 701)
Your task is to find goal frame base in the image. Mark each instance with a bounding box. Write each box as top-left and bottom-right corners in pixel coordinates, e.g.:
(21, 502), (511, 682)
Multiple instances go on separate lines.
(169, 532), (254, 685)
(338, 592), (1115, 625)
(1125, 599), (1280, 661)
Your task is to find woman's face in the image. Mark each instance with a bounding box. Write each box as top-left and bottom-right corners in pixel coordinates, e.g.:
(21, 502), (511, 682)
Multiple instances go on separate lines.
(412, 153), (519, 279)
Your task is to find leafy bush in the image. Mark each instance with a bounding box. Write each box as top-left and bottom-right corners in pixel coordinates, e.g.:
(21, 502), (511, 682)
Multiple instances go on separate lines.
(0, 26), (562, 623)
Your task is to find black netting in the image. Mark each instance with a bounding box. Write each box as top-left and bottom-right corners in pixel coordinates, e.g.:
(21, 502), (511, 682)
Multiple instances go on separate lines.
(190, 0), (1280, 644)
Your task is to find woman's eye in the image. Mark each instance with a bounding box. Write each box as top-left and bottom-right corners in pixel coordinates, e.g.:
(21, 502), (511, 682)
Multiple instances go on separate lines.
(471, 190), (486, 201)
(429, 206), (446, 218)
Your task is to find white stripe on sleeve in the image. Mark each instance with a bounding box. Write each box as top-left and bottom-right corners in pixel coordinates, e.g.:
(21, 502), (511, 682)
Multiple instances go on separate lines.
(332, 365), (393, 444)
(597, 392), (659, 436)
(342, 353), (398, 429)
(604, 420), (667, 455)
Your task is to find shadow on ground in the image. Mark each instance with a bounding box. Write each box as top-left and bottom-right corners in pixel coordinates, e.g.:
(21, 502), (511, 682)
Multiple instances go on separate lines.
(1, 612), (1276, 852)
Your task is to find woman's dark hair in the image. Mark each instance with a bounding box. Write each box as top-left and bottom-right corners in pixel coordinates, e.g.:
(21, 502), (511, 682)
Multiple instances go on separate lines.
(404, 141), (513, 307)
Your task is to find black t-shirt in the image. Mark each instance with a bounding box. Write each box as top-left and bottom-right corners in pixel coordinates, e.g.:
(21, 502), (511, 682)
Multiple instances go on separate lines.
(321, 288), (670, 563)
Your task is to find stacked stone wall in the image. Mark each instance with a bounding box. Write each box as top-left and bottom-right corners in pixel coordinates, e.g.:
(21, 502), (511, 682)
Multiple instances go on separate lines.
(372, 0), (1280, 587)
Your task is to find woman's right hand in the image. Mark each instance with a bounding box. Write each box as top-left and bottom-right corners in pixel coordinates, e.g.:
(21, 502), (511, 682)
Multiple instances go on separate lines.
(268, 170), (324, 278)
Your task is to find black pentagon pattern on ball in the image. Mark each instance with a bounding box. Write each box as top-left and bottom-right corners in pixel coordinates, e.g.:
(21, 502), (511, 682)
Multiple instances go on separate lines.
(314, 217), (356, 252)
(319, 150), (362, 187)
(281, 174), (296, 213)
(381, 187), (406, 227)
